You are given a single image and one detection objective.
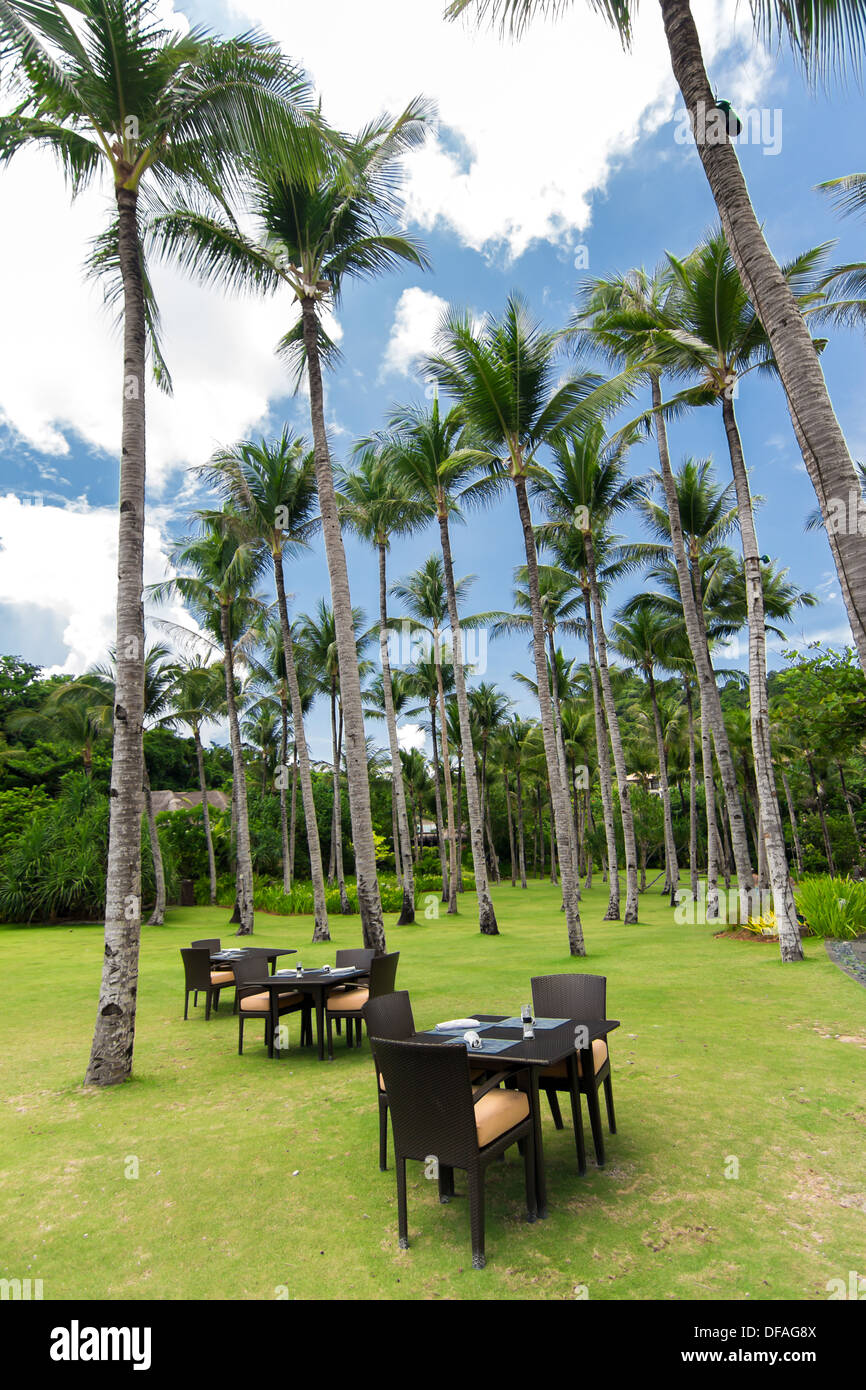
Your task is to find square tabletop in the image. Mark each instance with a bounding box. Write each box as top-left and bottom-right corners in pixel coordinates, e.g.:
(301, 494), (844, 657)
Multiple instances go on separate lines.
(414, 1014), (619, 1066)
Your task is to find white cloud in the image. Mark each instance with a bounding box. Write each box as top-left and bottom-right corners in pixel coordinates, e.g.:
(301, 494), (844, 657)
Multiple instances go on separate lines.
(0, 494), (197, 675)
(380, 287), (448, 380)
(397, 722), (426, 752)
(229, 0), (773, 259)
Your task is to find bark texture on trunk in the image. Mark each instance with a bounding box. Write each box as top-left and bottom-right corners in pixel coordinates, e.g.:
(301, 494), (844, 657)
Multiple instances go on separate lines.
(85, 185), (147, 1087)
(514, 476), (584, 953)
(194, 727), (218, 905)
(437, 512), (498, 934)
(659, 0), (866, 673)
(377, 544), (415, 924)
(648, 667), (679, 904)
(584, 531), (639, 923)
(301, 297), (385, 952)
(722, 394), (802, 961)
(582, 583), (619, 918)
(685, 680), (699, 901)
(273, 554), (329, 940)
(220, 604), (254, 935)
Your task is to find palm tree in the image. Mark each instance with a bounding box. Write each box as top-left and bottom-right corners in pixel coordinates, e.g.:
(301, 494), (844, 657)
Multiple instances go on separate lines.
(0, 0), (322, 1087)
(163, 657), (226, 905)
(467, 682), (513, 885)
(448, 0), (866, 675)
(153, 513), (266, 935)
(611, 611), (680, 903)
(406, 650), (457, 907)
(490, 565), (584, 881)
(202, 430), (329, 939)
(534, 422), (645, 924)
(382, 398), (500, 934)
(426, 295), (619, 955)
(391, 553), (486, 913)
(336, 446), (427, 924)
(152, 103), (432, 953)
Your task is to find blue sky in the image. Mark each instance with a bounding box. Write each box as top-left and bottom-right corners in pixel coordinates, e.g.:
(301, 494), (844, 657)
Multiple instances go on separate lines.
(1, 0), (864, 762)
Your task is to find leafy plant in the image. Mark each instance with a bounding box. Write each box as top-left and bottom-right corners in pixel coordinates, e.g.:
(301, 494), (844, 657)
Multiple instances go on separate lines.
(794, 876), (866, 939)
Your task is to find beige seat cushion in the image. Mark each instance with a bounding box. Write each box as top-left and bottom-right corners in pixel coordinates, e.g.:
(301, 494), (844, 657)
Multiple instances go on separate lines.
(240, 990), (301, 1012)
(474, 1088), (530, 1147)
(210, 970), (235, 985)
(542, 1038), (608, 1080)
(326, 987), (369, 1012)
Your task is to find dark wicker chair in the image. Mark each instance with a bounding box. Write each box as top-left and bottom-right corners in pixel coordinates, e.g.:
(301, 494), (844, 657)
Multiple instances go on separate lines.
(531, 973), (615, 1169)
(364, 991), (416, 1171)
(372, 1037), (536, 1269)
(325, 951), (399, 1060)
(331, 948), (376, 1036)
(191, 938), (221, 951)
(233, 954), (308, 1058)
(181, 946), (233, 1019)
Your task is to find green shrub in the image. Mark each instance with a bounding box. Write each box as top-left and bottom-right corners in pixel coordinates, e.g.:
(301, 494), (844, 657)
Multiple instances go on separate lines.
(794, 875), (866, 939)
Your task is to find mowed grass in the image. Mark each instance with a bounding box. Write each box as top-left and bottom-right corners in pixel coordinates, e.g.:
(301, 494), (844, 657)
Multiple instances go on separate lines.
(1, 879), (864, 1302)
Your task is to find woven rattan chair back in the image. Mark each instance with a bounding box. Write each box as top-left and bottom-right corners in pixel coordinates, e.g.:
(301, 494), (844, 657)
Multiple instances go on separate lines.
(373, 1038), (479, 1168)
(180, 947), (212, 991)
(531, 973), (606, 1021)
(368, 951), (399, 1000)
(365, 991), (414, 1043)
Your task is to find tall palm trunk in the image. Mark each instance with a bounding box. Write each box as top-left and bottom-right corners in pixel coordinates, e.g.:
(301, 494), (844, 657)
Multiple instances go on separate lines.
(516, 766), (528, 888)
(430, 700), (450, 903)
(651, 374), (755, 909)
(377, 543), (415, 924)
(836, 762), (863, 864)
(660, 0), (866, 676)
(330, 683), (350, 914)
(548, 630), (579, 884)
(648, 666), (679, 903)
(504, 772), (517, 885)
(279, 692), (291, 894)
(480, 740), (501, 882)
(289, 745), (298, 884)
(437, 513), (498, 934)
(721, 395), (801, 961)
(433, 632), (458, 914)
(684, 679), (698, 900)
(699, 688), (720, 921)
(142, 760), (165, 925)
(301, 297), (385, 953)
(583, 532), (639, 924)
(273, 554), (329, 940)
(581, 583), (619, 917)
(513, 476), (585, 954)
(455, 754), (465, 890)
(219, 604), (254, 934)
(194, 726), (217, 905)
(85, 186), (147, 1087)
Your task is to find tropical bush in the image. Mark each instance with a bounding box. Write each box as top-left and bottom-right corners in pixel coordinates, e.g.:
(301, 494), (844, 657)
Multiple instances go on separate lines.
(794, 875), (866, 939)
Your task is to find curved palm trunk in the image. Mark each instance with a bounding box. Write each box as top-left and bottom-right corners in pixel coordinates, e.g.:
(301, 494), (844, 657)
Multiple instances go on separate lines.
(581, 584), (619, 917)
(437, 512), (498, 934)
(433, 633), (458, 914)
(86, 185), (147, 1087)
(220, 605), (254, 934)
(273, 555), (329, 939)
(722, 395), (801, 961)
(684, 680), (699, 901)
(377, 544), (415, 924)
(301, 297), (385, 952)
(429, 701), (450, 903)
(648, 666), (679, 904)
(660, 0), (866, 676)
(193, 726), (218, 905)
(583, 532), (639, 924)
(279, 692), (291, 894)
(651, 375), (755, 909)
(142, 761), (165, 925)
(513, 476), (584, 953)
(330, 686), (350, 914)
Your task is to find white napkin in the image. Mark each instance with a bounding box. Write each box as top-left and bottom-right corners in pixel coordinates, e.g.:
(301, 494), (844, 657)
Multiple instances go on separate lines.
(435, 1018), (481, 1031)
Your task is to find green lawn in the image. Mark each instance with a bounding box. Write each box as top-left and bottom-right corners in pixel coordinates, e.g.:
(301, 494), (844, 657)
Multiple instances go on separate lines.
(1, 880), (864, 1301)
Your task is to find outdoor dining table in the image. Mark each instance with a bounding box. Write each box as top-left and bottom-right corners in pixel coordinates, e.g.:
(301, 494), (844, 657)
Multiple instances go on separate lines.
(411, 1013), (620, 1218)
(210, 946), (296, 975)
(242, 966), (367, 1061)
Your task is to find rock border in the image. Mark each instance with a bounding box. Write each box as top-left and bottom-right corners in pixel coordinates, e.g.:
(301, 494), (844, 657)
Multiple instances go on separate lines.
(825, 937), (866, 989)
